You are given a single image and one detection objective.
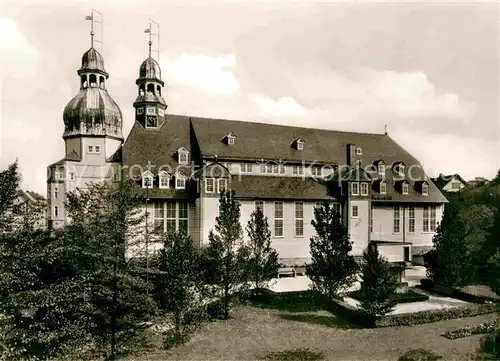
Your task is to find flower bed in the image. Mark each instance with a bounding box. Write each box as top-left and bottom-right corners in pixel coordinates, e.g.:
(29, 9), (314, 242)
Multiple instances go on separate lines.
(441, 320), (500, 340)
(348, 290), (429, 304)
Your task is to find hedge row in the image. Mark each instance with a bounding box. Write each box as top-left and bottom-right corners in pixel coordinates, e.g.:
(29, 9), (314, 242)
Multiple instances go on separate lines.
(441, 320), (500, 340)
(375, 303), (498, 328)
(348, 290), (429, 304)
(419, 280), (499, 304)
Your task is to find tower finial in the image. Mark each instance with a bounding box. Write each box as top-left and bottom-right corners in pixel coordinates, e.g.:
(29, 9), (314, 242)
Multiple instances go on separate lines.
(384, 124), (388, 135)
(85, 10), (103, 52)
(144, 19), (160, 62)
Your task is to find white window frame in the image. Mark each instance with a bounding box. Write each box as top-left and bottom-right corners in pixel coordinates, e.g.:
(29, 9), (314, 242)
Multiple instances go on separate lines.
(351, 182), (359, 196)
(166, 202), (177, 233)
(146, 107), (156, 115)
(218, 178), (228, 193)
(378, 164), (386, 176)
(54, 186), (58, 199)
(228, 136), (235, 145)
(398, 165), (405, 177)
(332, 202), (341, 216)
(240, 163), (253, 173)
(422, 183), (429, 195)
(360, 182), (369, 196)
(254, 200), (265, 214)
(380, 182), (387, 195)
(402, 183), (409, 195)
(430, 206), (437, 232)
(260, 163), (267, 173)
(274, 201), (284, 238)
(205, 178), (215, 193)
(175, 176), (186, 190)
(95, 145), (100, 154)
(154, 200), (165, 234)
(297, 141), (304, 150)
(408, 206), (415, 233)
(351, 205), (358, 218)
(178, 150), (189, 165)
(293, 165), (304, 176)
(356, 147), (362, 155)
(158, 108), (165, 117)
(56, 169), (64, 181)
(54, 206), (59, 218)
(142, 171), (153, 189)
(370, 204), (374, 233)
(294, 202), (304, 237)
(136, 107), (144, 115)
(161, 202), (188, 234)
(312, 166), (322, 177)
(159, 172), (169, 189)
(393, 206), (401, 233)
(87, 145), (93, 153)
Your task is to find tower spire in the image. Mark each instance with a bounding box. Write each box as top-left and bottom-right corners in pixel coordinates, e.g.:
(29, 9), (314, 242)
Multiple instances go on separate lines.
(144, 19), (160, 62)
(85, 10), (103, 52)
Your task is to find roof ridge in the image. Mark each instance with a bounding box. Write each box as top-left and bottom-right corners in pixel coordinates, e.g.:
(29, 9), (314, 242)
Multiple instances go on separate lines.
(180, 113), (386, 136)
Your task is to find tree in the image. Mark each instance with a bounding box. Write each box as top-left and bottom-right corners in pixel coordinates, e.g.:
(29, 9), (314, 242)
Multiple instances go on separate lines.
(426, 202), (471, 287)
(62, 180), (156, 360)
(154, 230), (207, 348)
(0, 161), (21, 233)
(246, 206), (279, 293)
(358, 244), (398, 318)
(306, 203), (358, 299)
(199, 189), (248, 319)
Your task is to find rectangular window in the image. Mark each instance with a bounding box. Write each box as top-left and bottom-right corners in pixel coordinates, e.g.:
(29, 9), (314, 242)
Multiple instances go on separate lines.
(408, 206), (415, 233)
(179, 153), (189, 164)
(205, 178), (215, 193)
(56, 169), (64, 180)
(361, 182), (368, 196)
(176, 177), (186, 189)
(54, 186), (58, 199)
(423, 206), (429, 232)
(379, 164), (386, 176)
(273, 164), (279, 174)
(295, 202), (304, 237)
(137, 107), (144, 115)
(274, 202), (283, 237)
(240, 163), (253, 173)
(228, 136), (235, 145)
(399, 166), (405, 177)
(95, 145), (100, 153)
(297, 142), (304, 150)
(178, 202), (189, 233)
(430, 206), (437, 231)
(218, 178), (228, 193)
(143, 176), (152, 188)
(452, 182), (461, 189)
(70, 173), (75, 181)
(158, 108), (165, 116)
(159, 175), (169, 189)
(370, 204), (374, 233)
(260, 163), (267, 173)
(255, 200), (264, 214)
(88, 145), (93, 153)
(351, 182), (359, 196)
(332, 202), (341, 215)
(267, 164), (273, 174)
(393, 206), (401, 233)
(312, 166), (322, 176)
(293, 165), (304, 175)
(146, 107), (156, 115)
(356, 147), (362, 155)
(402, 183), (409, 195)
(166, 202), (176, 233)
(380, 182), (387, 195)
(154, 201), (165, 234)
(279, 165), (285, 174)
(54, 206), (58, 217)
(352, 205), (358, 218)
(422, 184), (429, 195)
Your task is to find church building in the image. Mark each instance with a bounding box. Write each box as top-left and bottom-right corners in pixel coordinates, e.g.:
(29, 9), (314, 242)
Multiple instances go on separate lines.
(47, 27), (447, 267)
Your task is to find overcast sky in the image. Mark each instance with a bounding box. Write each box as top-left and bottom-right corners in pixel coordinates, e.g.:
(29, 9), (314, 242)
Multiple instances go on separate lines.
(1, 0), (499, 195)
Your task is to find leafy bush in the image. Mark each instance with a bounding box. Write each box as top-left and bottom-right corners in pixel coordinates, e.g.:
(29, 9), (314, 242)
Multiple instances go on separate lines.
(441, 320), (499, 339)
(476, 330), (500, 360)
(349, 290), (429, 304)
(398, 348), (442, 361)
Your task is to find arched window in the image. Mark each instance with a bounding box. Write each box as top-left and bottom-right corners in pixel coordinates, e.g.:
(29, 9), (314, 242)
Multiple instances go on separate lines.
(89, 74), (97, 87)
(139, 84), (145, 96)
(81, 75), (87, 88)
(157, 85), (161, 96)
(99, 76), (105, 89)
(147, 83), (155, 94)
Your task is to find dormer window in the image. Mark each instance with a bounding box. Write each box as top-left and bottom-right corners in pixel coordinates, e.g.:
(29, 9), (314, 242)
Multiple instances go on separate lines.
(422, 183), (429, 195)
(402, 183), (409, 195)
(223, 132), (237, 146)
(291, 138), (305, 150)
(380, 182), (387, 195)
(175, 176), (186, 190)
(142, 171), (153, 188)
(351, 182), (359, 196)
(392, 161), (406, 177)
(158, 171), (170, 189)
(177, 147), (190, 165)
(379, 164), (386, 176)
(356, 147), (362, 155)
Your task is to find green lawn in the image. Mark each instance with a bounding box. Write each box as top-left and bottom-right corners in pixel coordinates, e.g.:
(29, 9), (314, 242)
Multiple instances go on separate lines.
(122, 292), (496, 361)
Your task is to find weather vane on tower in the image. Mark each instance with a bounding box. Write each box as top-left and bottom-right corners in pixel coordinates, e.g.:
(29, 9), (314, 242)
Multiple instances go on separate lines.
(85, 10), (103, 53)
(144, 19), (160, 63)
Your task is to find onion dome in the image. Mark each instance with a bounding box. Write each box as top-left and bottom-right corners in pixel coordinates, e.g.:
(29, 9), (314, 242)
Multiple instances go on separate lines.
(78, 48), (108, 78)
(137, 57), (164, 85)
(63, 47), (123, 140)
(63, 88), (123, 139)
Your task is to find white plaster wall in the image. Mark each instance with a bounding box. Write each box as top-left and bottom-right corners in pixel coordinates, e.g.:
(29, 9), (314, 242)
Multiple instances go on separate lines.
(443, 179), (465, 192)
(348, 199), (370, 255)
(377, 244), (411, 263)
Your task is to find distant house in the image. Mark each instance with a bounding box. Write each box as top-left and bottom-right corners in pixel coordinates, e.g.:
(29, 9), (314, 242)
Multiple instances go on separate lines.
(468, 176), (489, 188)
(431, 174), (467, 193)
(13, 190), (47, 230)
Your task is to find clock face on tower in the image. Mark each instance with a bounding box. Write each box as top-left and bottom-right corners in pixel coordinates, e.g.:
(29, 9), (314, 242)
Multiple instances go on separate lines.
(146, 115), (158, 128)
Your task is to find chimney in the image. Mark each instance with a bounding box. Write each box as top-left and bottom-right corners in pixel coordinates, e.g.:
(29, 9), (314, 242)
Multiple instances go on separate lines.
(346, 144), (357, 168)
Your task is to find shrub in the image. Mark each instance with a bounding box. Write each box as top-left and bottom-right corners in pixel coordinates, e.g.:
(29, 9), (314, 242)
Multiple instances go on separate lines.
(398, 348), (442, 361)
(441, 321), (499, 340)
(263, 348), (325, 361)
(349, 290), (429, 304)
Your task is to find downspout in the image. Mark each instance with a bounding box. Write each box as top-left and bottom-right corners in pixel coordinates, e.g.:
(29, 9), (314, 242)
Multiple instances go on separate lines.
(402, 206), (406, 243)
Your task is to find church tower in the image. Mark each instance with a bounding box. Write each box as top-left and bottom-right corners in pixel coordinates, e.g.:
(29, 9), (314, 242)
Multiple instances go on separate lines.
(133, 21), (167, 130)
(47, 12), (123, 230)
